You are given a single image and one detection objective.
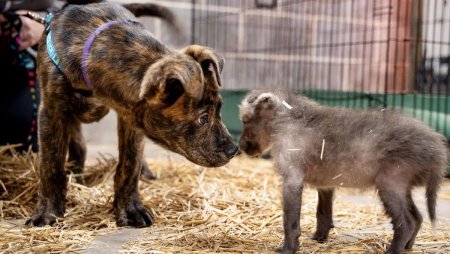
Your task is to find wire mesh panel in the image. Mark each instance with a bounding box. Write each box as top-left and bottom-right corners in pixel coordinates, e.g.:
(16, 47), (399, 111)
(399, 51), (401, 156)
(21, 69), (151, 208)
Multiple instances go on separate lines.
(191, 0), (450, 139)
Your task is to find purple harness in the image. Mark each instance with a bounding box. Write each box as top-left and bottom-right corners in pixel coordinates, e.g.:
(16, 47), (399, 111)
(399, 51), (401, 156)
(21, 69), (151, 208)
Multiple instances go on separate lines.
(80, 19), (139, 88)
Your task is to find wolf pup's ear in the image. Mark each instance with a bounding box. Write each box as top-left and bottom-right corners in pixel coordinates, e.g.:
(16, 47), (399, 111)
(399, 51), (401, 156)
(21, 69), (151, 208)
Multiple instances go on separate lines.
(139, 57), (204, 104)
(181, 45), (224, 90)
(253, 92), (280, 110)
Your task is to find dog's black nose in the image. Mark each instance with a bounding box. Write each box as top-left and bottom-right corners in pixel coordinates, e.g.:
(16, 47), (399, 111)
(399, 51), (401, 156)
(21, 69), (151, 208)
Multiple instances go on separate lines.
(224, 144), (239, 159)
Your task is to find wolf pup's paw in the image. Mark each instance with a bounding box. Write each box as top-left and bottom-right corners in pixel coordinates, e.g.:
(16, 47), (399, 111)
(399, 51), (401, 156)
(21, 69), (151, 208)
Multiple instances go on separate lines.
(25, 198), (65, 227)
(275, 245), (297, 254)
(115, 195), (153, 227)
(312, 230), (330, 243)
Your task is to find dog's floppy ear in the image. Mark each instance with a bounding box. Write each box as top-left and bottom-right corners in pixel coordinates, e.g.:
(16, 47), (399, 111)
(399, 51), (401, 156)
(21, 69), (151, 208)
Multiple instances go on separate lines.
(139, 57), (204, 104)
(181, 45), (224, 90)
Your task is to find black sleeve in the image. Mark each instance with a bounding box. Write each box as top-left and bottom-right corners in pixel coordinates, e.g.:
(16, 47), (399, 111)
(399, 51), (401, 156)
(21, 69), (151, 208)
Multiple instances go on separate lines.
(1, 0), (55, 12)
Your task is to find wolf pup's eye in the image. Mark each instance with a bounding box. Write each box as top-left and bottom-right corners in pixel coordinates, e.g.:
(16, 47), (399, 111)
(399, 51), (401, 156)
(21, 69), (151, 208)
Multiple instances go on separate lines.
(198, 114), (209, 125)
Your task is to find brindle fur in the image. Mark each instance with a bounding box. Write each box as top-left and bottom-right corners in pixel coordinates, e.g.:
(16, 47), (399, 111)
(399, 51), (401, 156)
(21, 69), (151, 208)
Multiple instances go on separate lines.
(26, 2), (237, 228)
(239, 89), (448, 254)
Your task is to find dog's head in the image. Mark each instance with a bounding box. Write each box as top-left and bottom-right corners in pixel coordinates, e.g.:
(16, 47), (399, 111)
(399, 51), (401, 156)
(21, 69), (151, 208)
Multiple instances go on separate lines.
(136, 45), (238, 167)
(239, 91), (281, 156)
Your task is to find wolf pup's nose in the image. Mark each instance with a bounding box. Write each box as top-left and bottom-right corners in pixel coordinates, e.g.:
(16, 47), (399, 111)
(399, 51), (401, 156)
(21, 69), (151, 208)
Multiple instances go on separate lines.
(239, 141), (252, 153)
(224, 144), (239, 159)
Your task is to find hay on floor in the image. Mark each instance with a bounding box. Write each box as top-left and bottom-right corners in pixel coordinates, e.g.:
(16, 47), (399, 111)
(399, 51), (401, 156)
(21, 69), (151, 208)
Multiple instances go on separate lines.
(1, 145), (449, 253)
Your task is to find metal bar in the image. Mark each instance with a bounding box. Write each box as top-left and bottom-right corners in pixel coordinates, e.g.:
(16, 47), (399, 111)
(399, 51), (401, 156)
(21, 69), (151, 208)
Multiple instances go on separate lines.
(383, 0), (393, 108)
(190, 0), (196, 44)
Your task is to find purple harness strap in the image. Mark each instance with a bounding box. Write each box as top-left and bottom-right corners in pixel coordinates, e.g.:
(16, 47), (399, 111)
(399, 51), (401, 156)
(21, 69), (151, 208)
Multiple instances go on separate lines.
(81, 19), (139, 88)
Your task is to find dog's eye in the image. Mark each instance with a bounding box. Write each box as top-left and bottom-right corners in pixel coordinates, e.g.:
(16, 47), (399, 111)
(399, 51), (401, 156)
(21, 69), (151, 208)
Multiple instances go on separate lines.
(198, 114), (209, 125)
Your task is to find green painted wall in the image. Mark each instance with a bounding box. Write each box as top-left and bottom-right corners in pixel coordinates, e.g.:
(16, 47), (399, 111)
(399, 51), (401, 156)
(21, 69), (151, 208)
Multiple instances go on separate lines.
(302, 90), (450, 139)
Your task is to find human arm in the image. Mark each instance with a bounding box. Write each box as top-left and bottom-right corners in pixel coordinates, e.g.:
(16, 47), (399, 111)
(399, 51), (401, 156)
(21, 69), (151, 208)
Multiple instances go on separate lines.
(1, 0), (59, 50)
(15, 10), (45, 50)
(0, 0), (55, 12)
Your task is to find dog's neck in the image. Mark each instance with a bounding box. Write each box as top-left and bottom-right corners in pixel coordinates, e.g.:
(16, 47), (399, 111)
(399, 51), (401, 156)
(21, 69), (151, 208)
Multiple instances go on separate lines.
(81, 19), (141, 89)
(85, 27), (171, 111)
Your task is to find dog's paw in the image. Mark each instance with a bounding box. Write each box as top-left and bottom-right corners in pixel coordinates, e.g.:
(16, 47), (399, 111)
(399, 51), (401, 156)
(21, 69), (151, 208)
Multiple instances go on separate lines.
(115, 196), (153, 228)
(25, 200), (64, 227)
(26, 212), (58, 227)
(140, 163), (157, 180)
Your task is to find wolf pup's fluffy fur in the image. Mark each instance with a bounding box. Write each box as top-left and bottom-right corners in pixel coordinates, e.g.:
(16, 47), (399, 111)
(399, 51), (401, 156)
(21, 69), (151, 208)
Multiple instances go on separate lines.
(26, 1), (238, 228)
(239, 89), (448, 254)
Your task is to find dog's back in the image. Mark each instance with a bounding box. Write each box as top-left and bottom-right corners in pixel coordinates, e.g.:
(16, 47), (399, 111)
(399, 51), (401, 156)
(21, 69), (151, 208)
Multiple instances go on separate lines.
(39, 2), (170, 100)
(49, 2), (146, 69)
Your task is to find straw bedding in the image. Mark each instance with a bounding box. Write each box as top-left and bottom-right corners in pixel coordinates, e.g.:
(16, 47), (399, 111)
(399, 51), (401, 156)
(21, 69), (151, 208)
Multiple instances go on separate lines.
(1, 145), (449, 253)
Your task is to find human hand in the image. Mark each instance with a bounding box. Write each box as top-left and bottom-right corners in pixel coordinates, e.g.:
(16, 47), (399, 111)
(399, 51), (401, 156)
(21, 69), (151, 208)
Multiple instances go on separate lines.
(0, 14), (7, 23)
(16, 10), (45, 50)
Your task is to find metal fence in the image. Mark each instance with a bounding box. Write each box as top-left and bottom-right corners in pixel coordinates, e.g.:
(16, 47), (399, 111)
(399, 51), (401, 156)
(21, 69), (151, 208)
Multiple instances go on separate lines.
(190, 0), (450, 140)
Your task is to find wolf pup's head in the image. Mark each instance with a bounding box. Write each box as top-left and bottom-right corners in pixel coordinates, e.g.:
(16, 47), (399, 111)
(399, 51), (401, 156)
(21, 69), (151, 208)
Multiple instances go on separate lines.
(239, 91), (283, 156)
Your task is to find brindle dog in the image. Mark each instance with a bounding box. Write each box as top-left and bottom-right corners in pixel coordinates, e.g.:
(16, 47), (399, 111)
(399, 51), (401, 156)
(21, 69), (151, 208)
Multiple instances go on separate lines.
(65, 1), (183, 184)
(26, 2), (238, 227)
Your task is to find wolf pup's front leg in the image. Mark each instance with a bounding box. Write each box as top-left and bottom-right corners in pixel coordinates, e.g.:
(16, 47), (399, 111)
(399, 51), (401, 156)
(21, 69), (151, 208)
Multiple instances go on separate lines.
(277, 172), (304, 254)
(113, 116), (153, 227)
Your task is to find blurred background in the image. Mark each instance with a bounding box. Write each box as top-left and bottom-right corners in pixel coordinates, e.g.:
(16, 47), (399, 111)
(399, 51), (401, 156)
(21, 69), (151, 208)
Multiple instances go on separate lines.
(86, 0), (449, 173)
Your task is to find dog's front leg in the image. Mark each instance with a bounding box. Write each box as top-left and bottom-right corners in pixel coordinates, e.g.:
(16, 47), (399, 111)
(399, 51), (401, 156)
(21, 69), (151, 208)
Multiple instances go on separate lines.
(113, 116), (153, 227)
(26, 107), (71, 226)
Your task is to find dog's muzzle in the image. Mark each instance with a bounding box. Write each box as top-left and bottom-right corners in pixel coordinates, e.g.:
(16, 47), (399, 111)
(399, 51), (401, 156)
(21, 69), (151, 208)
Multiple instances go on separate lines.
(223, 144), (239, 159)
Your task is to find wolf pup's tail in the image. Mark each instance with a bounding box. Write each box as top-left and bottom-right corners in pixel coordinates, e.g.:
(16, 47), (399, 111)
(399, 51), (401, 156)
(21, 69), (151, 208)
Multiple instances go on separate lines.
(426, 171), (441, 227)
(425, 146), (448, 227)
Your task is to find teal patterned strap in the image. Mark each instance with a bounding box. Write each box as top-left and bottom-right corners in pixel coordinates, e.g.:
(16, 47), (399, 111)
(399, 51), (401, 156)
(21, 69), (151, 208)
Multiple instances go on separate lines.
(45, 13), (62, 71)
(46, 31), (61, 70)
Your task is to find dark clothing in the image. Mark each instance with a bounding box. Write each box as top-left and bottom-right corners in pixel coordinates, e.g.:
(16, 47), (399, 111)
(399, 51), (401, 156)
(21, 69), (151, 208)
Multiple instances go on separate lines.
(0, 13), (40, 152)
(0, 1), (61, 152)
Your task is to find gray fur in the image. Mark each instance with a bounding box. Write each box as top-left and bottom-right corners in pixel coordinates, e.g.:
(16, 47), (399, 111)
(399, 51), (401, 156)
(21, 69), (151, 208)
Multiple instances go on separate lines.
(239, 88), (448, 254)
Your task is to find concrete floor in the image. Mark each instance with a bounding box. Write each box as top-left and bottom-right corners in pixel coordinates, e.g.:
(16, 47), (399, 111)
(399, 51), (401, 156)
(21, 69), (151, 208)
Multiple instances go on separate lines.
(84, 228), (144, 254)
